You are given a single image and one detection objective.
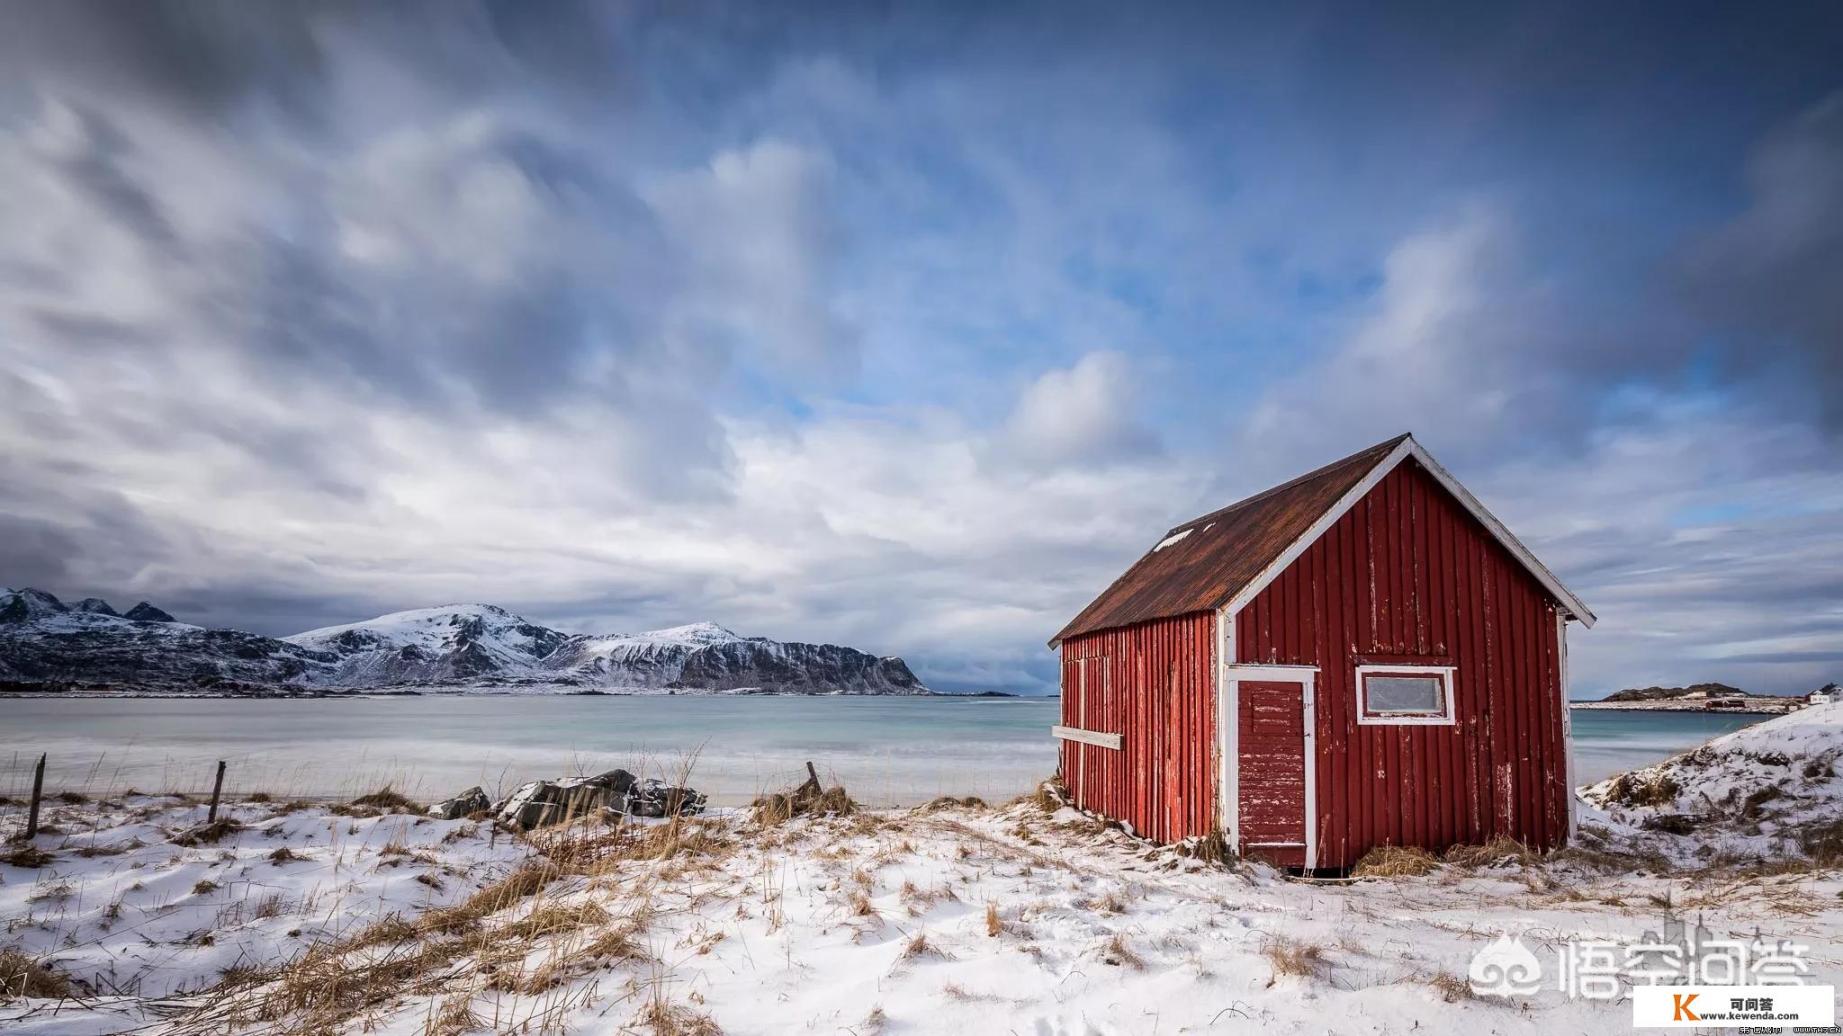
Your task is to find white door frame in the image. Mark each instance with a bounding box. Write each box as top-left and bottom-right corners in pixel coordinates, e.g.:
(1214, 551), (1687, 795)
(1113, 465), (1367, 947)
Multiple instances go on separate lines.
(1220, 653), (1320, 870)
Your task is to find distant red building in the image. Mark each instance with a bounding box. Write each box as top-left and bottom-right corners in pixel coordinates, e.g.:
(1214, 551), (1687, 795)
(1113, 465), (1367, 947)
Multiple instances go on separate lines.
(1050, 434), (1594, 871)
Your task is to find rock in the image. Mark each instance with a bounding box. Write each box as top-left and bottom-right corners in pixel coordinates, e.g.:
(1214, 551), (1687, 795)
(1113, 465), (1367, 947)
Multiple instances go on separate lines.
(495, 781), (556, 830)
(624, 778), (707, 818)
(428, 786), (491, 820)
(492, 769), (639, 831)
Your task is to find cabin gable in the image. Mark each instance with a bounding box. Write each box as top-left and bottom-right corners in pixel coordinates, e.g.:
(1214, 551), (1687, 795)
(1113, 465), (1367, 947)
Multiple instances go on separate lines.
(1228, 458), (1570, 869)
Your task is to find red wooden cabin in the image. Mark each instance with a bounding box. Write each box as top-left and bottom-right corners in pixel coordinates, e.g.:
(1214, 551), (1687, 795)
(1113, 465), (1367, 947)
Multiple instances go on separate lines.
(1049, 434), (1594, 871)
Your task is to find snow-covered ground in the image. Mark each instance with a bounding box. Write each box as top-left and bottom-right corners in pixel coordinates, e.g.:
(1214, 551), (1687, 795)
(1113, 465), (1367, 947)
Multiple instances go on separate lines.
(1582, 700), (1843, 865)
(6, 780), (1840, 1034)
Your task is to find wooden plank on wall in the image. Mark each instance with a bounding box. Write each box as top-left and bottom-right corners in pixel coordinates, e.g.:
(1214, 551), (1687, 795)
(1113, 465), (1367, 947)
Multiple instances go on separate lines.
(1053, 725), (1123, 750)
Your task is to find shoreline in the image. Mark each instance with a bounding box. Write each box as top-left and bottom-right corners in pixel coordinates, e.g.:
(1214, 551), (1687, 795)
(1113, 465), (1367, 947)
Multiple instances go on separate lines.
(0, 687), (1025, 700)
(1569, 700), (1798, 715)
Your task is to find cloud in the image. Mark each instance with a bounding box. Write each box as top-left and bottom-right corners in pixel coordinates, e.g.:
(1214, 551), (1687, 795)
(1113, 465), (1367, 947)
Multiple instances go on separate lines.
(1, 3), (1839, 701)
(644, 139), (858, 379)
(1224, 191), (1843, 697)
(1686, 92), (1843, 427)
(995, 351), (1162, 467)
(1240, 203), (1583, 476)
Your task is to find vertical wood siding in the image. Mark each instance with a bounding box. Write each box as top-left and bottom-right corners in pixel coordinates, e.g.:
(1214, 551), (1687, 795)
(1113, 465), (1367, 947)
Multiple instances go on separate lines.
(1235, 459), (1569, 870)
(1058, 612), (1217, 843)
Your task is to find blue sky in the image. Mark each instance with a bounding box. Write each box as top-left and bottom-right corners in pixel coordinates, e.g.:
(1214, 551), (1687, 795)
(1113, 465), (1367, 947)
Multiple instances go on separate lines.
(2, 2), (1840, 696)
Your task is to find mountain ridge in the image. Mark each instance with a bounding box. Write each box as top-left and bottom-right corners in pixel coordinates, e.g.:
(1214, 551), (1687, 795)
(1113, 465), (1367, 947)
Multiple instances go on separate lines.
(0, 588), (929, 696)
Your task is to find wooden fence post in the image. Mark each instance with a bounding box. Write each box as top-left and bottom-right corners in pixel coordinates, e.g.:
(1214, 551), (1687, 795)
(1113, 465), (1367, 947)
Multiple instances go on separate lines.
(24, 753), (46, 840)
(207, 760), (227, 823)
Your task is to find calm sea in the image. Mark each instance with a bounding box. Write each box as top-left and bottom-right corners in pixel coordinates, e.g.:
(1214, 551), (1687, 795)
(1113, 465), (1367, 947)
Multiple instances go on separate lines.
(0, 696), (1761, 807)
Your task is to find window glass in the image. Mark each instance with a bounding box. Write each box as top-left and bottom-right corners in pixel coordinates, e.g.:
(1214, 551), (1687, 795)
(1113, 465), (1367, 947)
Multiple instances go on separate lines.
(1366, 675), (1444, 714)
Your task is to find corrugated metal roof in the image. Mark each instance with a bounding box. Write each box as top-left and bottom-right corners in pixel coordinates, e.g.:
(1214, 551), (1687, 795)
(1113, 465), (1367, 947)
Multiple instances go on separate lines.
(1050, 434), (1410, 645)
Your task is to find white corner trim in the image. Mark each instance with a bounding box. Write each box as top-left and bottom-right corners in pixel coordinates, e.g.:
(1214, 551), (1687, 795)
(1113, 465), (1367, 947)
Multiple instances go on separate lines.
(1354, 663), (1458, 726)
(1219, 436), (1596, 628)
(1052, 725), (1123, 750)
(1558, 610), (1577, 841)
(1216, 607), (1237, 850)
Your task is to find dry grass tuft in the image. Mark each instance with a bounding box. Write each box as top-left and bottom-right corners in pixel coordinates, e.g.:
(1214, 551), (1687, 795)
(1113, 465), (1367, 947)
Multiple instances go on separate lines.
(533, 817), (734, 872)
(1076, 888), (1120, 910)
(1187, 830), (1235, 866)
(898, 930), (945, 963)
(258, 936), (464, 1024)
(0, 948), (72, 1002)
(27, 881), (76, 904)
(1352, 845), (1440, 878)
(348, 786), (421, 813)
(751, 766), (857, 826)
(418, 861), (563, 934)
(171, 816), (244, 846)
(1796, 815), (1843, 865)
(1604, 771), (1681, 808)
(1009, 779), (1067, 815)
(922, 796), (988, 812)
(584, 919), (652, 965)
(984, 901), (1005, 937)
(74, 838), (143, 858)
(1, 844), (53, 869)
(499, 901), (611, 941)
(638, 997), (724, 1035)
(268, 845), (301, 864)
(1263, 936), (1328, 980)
(192, 879), (221, 895)
(900, 880), (957, 917)
(1101, 932), (1144, 969)
(430, 994), (481, 1036)
(1443, 836), (1533, 868)
(752, 784), (857, 826)
(1427, 971), (1475, 1002)
(630, 819), (733, 862)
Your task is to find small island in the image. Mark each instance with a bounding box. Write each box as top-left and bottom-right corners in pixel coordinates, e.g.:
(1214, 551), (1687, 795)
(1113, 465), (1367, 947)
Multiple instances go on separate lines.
(1572, 681), (1833, 715)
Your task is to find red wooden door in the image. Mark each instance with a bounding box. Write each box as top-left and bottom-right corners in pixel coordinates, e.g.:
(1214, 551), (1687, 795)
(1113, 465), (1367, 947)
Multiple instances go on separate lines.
(1238, 680), (1308, 867)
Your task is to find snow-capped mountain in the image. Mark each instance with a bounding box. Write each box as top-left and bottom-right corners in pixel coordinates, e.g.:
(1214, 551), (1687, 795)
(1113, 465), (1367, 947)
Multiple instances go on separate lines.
(0, 587), (322, 689)
(542, 621), (925, 693)
(0, 588), (930, 695)
(285, 604), (573, 686)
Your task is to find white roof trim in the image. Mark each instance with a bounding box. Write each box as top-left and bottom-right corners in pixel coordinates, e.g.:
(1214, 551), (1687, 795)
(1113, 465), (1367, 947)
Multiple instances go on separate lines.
(1221, 436), (1596, 627)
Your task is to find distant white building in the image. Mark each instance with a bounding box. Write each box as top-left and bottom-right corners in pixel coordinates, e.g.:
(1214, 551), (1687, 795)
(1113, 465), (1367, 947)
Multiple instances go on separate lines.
(1810, 685), (1838, 706)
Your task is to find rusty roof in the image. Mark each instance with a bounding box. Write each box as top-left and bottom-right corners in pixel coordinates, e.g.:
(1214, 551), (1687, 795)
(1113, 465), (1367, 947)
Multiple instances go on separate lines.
(1049, 434), (1411, 646)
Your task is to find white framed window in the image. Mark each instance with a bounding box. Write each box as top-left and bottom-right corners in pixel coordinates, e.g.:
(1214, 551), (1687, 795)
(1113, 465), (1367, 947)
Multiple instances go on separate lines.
(1355, 664), (1457, 725)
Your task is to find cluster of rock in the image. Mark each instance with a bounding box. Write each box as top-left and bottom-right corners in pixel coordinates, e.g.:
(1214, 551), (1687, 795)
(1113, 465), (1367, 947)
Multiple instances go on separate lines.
(428, 769), (707, 831)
